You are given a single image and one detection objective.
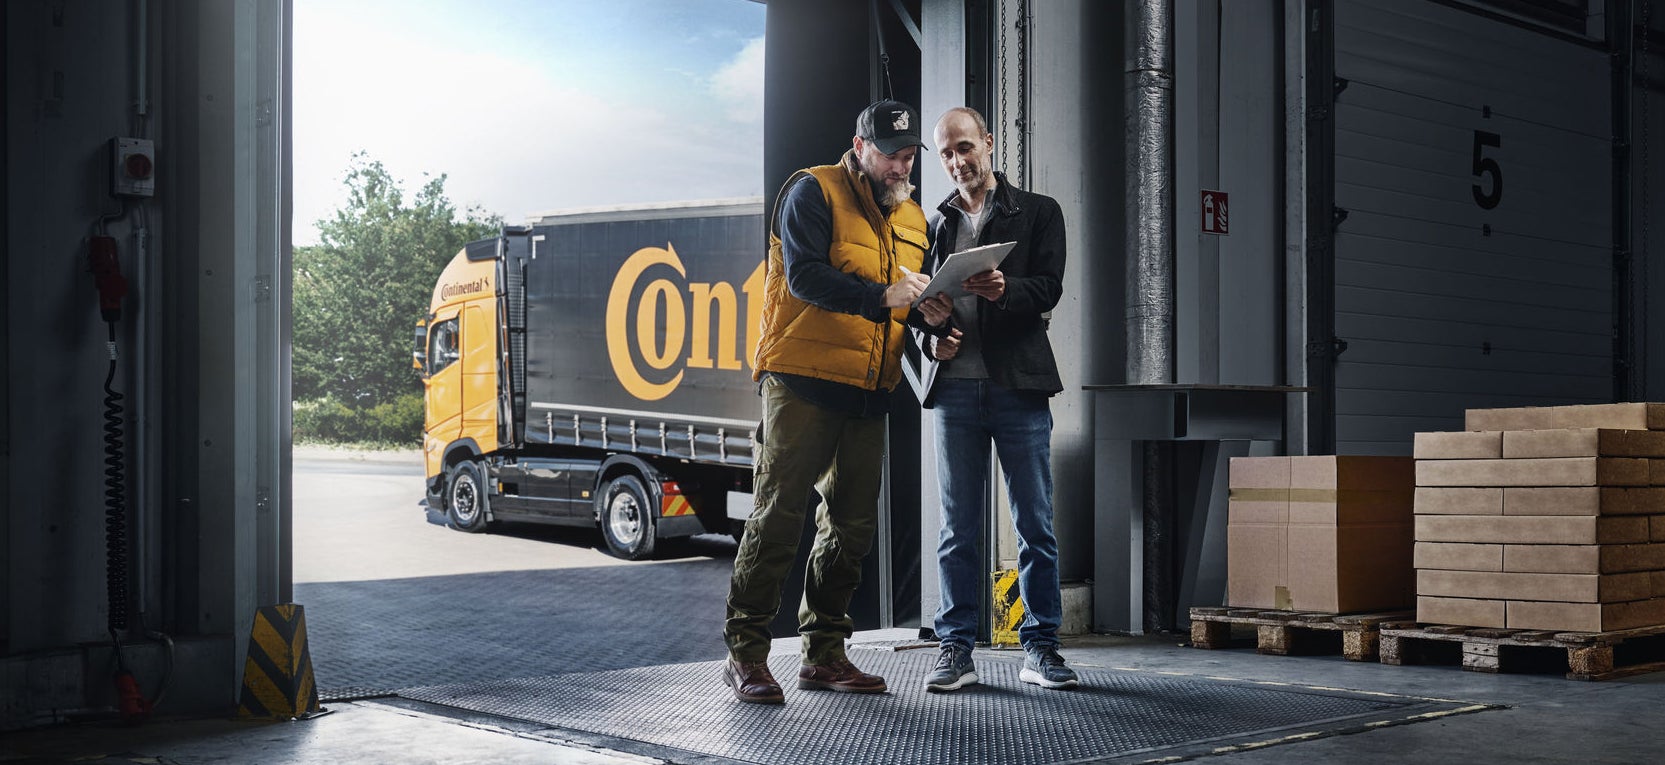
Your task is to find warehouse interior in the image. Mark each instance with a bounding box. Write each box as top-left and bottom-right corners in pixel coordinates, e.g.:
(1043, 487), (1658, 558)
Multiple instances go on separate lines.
(7, 0), (1665, 763)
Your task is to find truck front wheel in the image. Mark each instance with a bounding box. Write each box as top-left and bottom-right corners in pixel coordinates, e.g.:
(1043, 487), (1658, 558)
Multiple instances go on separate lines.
(600, 475), (656, 560)
(445, 460), (490, 533)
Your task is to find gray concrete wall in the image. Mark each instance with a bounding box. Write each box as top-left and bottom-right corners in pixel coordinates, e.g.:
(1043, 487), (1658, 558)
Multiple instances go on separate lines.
(1026, 0), (1126, 588)
(4, 0), (285, 723)
(7, 0), (149, 657)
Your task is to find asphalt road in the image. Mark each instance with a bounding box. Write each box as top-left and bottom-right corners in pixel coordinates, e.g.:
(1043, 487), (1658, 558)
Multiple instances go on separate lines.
(293, 450), (739, 694)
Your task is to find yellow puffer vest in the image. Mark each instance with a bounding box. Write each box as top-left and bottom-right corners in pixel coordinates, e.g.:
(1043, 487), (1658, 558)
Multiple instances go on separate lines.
(753, 151), (928, 391)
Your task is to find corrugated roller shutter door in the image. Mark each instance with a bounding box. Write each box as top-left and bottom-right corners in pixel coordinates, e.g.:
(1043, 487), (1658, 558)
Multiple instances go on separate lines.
(1332, 0), (1612, 454)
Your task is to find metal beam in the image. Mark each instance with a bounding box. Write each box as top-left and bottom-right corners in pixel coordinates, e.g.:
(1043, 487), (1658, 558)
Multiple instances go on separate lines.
(885, 0), (923, 48)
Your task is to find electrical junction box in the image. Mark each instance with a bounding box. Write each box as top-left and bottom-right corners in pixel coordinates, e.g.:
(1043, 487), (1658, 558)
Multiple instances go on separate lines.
(111, 137), (155, 198)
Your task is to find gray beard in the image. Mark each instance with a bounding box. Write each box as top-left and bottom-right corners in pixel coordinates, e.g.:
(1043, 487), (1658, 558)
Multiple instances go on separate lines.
(879, 179), (915, 208)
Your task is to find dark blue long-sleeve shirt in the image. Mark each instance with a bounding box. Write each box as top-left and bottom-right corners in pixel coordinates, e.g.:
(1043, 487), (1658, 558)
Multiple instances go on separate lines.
(776, 175), (892, 322)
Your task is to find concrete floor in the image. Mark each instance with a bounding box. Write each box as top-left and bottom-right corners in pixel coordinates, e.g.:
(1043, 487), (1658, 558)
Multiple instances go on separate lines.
(3, 628), (1662, 765)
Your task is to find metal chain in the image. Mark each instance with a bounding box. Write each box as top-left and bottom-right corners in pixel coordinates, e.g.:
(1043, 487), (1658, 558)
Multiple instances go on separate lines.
(1016, 0), (1029, 187)
(994, 0), (1031, 185)
(998, 0), (1010, 175)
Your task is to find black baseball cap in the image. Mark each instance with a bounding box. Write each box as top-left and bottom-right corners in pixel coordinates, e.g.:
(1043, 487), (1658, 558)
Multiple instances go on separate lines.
(856, 99), (926, 155)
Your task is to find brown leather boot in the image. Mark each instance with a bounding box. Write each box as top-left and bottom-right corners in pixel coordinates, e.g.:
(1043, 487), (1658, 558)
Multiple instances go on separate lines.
(723, 658), (785, 704)
(797, 657), (887, 693)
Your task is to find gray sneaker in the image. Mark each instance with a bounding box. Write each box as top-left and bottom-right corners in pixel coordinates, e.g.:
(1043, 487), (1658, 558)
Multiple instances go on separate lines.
(924, 643), (978, 692)
(1020, 645), (1078, 689)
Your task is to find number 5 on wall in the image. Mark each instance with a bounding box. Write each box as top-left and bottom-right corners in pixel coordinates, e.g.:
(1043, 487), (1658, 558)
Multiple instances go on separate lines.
(1472, 130), (1502, 210)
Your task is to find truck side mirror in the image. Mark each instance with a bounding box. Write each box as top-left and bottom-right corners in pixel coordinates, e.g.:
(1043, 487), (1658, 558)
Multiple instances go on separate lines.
(413, 320), (429, 377)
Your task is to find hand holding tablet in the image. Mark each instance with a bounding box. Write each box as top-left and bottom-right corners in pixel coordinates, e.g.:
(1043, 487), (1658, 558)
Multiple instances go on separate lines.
(912, 241), (1015, 304)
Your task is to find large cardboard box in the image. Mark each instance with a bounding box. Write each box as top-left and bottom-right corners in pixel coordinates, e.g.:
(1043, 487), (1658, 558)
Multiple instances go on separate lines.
(1227, 456), (1413, 612)
(1417, 570), (1654, 603)
(1506, 598), (1665, 632)
(1415, 515), (1651, 545)
(1503, 543), (1665, 574)
(1503, 487), (1665, 516)
(1414, 542), (1502, 571)
(1418, 596), (1505, 628)
(1414, 431), (1502, 459)
(1415, 487), (1503, 515)
(1465, 403), (1665, 432)
(1416, 457), (1650, 487)
(1502, 428), (1665, 459)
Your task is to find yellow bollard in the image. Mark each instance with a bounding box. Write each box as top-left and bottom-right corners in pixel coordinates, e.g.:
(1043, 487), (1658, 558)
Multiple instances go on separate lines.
(238, 604), (323, 719)
(991, 569), (1024, 648)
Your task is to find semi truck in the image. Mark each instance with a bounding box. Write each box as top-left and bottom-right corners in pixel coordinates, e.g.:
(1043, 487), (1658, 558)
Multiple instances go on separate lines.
(414, 198), (766, 559)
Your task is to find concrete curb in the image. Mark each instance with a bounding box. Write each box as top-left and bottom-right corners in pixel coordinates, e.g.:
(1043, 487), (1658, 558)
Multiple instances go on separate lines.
(293, 444), (423, 464)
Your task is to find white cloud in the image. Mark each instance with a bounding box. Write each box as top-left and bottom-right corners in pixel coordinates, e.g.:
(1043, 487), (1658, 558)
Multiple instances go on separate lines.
(292, 8), (763, 246)
(710, 36), (764, 124)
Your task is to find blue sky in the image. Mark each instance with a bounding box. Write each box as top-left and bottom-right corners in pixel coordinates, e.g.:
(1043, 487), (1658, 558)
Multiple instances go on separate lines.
(293, 0), (765, 245)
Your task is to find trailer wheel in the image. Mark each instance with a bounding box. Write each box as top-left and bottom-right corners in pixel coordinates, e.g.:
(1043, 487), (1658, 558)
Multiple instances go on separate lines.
(600, 475), (656, 560)
(445, 460), (490, 533)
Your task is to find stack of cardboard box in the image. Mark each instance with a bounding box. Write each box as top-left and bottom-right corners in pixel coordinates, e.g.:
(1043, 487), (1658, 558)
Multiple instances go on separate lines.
(1227, 456), (1415, 613)
(1414, 403), (1665, 632)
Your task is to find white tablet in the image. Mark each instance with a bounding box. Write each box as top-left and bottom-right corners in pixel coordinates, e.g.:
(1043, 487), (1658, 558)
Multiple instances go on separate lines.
(914, 241), (1015, 304)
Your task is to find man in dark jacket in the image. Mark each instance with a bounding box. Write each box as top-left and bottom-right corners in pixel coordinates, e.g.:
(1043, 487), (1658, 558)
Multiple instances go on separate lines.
(912, 106), (1074, 692)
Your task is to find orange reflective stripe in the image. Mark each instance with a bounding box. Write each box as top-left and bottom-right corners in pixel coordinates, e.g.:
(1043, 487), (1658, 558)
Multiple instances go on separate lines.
(661, 495), (695, 517)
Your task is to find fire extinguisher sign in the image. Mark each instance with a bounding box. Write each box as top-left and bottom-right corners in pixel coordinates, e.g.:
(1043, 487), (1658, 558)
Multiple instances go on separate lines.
(1200, 189), (1228, 235)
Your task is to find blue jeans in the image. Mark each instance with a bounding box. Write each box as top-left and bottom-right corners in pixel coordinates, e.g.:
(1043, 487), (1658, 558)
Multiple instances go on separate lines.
(931, 378), (1060, 652)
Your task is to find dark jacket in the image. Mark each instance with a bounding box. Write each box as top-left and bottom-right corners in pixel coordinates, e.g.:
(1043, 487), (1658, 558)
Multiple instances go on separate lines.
(919, 172), (1065, 402)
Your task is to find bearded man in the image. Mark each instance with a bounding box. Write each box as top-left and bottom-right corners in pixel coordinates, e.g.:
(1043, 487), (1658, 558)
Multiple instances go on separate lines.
(722, 100), (944, 705)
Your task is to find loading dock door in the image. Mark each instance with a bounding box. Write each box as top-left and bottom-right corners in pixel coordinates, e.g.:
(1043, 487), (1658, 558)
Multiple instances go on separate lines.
(1332, 0), (1612, 454)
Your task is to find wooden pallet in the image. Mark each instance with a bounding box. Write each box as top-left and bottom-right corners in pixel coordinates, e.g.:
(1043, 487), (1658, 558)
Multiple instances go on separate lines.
(1377, 621), (1665, 680)
(1188, 607), (1413, 662)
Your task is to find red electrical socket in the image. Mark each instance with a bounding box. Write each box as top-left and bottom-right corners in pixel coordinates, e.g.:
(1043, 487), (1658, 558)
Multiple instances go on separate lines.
(89, 235), (126, 322)
(114, 670), (154, 723)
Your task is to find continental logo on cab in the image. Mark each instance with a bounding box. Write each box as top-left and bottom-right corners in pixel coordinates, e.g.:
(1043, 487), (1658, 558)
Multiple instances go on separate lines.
(606, 244), (764, 401)
(440, 278), (489, 300)
(432, 255), (495, 305)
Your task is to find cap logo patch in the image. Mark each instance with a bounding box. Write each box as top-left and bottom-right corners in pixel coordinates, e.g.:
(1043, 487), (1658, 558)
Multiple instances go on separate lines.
(892, 111), (910, 131)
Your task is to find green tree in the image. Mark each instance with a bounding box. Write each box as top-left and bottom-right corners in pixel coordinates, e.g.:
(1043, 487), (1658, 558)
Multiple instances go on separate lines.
(292, 153), (501, 438)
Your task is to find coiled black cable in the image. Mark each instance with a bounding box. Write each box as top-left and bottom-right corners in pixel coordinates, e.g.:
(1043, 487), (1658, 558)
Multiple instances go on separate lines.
(103, 322), (129, 632)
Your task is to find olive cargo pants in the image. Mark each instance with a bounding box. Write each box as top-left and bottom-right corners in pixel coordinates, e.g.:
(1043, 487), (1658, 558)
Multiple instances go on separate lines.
(724, 375), (885, 665)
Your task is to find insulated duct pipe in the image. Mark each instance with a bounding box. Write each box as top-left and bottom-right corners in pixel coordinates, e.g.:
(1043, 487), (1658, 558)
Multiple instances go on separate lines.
(1126, 0), (1177, 634)
(1125, 0), (1175, 385)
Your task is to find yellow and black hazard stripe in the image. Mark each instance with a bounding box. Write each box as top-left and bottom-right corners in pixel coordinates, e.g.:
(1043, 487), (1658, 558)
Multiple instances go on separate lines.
(990, 569), (1024, 648)
(238, 604), (321, 719)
